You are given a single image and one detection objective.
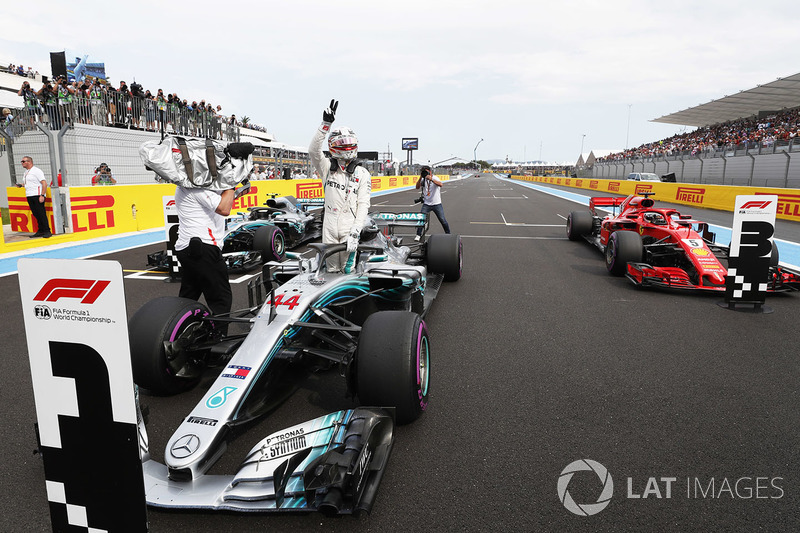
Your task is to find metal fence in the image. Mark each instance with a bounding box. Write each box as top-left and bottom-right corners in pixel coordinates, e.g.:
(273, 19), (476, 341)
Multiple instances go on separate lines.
(11, 91), (240, 141)
(3, 101), (405, 193)
(2, 122), (58, 187)
(60, 124), (163, 187)
(591, 137), (800, 188)
(3, 103), (247, 187)
(1, 120), (68, 231)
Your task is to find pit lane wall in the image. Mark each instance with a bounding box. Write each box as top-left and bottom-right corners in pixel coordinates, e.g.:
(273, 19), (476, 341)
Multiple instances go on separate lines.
(1, 174), (442, 253)
(510, 175), (800, 222)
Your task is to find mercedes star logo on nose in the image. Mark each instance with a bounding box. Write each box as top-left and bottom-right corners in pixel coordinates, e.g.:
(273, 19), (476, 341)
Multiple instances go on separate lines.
(170, 434), (200, 458)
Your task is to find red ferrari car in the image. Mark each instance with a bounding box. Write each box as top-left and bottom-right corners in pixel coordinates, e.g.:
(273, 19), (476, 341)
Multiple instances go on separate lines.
(566, 192), (800, 292)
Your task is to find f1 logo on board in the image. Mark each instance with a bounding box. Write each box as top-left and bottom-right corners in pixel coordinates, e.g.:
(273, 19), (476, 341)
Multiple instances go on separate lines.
(33, 279), (111, 304)
(296, 182), (323, 199)
(676, 187), (705, 204)
(739, 201), (773, 211)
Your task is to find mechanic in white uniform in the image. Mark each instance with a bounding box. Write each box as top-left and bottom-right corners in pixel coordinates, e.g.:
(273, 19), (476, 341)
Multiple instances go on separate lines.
(309, 99), (372, 272)
(174, 186), (234, 326)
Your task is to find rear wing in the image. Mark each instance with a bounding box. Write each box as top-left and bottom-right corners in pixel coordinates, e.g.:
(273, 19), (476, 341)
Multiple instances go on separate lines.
(590, 196), (627, 216)
(371, 212), (428, 235)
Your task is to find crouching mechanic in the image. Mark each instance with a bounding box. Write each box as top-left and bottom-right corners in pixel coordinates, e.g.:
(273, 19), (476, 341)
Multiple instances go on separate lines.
(309, 99), (372, 272)
(174, 185), (235, 331)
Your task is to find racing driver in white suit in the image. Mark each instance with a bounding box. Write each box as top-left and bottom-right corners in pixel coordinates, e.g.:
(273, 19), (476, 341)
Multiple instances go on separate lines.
(309, 99), (372, 272)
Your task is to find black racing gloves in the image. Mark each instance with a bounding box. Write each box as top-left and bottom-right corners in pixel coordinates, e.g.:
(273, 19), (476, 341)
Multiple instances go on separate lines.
(323, 99), (338, 124)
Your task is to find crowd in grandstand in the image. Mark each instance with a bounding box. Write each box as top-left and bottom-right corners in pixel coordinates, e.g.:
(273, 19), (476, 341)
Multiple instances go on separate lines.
(4, 65), (267, 139)
(4, 63), (38, 78)
(599, 107), (800, 162)
(9, 75), (242, 140)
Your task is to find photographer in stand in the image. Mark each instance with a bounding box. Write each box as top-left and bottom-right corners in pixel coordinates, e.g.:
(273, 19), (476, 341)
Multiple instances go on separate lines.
(38, 79), (60, 129)
(91, 163), (117, 185)
(130, 80), (143, 128)
(18, 80), (40, 126)
(414, 165), (450, 241)
(56, 76), (75, 125)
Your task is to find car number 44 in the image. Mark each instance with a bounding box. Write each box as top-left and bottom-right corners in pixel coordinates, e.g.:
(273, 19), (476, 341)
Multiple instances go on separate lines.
(267, 293), (301, 310)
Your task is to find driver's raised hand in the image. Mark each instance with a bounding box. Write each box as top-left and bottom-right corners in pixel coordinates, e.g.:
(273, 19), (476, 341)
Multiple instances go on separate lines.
(323, 99), (338, 124)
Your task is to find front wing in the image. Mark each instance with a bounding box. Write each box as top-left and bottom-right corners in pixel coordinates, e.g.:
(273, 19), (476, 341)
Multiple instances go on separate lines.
(627, 262), (800, 293)
(141, 407), (394, 514)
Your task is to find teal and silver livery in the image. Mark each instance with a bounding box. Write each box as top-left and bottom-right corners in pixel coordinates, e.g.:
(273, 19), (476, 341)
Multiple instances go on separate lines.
(129, 209), (462, 515)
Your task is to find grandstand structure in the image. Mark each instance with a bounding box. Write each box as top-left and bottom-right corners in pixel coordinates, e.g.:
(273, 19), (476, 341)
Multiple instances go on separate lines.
(0, 64), (325, 207)
(653, 73), (800, 127)
(584, 73), (800, 188)
(0, 58), (405, 208)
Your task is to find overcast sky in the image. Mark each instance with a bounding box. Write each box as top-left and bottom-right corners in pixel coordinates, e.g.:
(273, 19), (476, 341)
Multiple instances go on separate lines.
(3, 1), (800, 165)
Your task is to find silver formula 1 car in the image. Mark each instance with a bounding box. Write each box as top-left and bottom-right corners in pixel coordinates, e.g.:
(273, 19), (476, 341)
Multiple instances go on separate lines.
(147, 195), (323, 272)
(221, 195), (323, 270)
(129, 211), (462, 514)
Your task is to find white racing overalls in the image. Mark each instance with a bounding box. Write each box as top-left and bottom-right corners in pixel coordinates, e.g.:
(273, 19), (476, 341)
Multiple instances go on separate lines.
(309, 122), (372, 272)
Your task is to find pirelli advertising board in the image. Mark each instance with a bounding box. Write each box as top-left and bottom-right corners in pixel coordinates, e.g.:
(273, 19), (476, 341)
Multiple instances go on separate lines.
(511, 175), (800, 223)
(2, 175), (440, 253)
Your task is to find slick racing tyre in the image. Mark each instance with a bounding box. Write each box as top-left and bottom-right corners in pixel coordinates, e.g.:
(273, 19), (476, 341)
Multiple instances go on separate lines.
(567, 211), (593, 241)
(254, 225), (285, 263)
(129, 297), (214, 395)
(426, 233), (462, 282)
(357, 311), (430, 424)
(605, 230), (643, 276)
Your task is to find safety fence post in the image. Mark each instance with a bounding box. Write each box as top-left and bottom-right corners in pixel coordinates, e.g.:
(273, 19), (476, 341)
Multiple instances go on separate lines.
(783, 151), (791, 189)
(0, 128), (16, 186)
(35, 121), (67, 235)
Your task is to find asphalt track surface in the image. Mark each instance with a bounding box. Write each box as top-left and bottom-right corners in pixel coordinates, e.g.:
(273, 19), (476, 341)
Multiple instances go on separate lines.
(3, 174), (800, 532)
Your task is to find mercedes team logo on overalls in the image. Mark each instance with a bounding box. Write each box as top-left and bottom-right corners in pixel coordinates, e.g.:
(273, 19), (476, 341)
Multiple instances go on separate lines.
(557, 459), (614, 516)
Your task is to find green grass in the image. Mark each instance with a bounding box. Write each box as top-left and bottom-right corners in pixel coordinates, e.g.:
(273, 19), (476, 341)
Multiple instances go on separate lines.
(1, 207), (8, 225)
